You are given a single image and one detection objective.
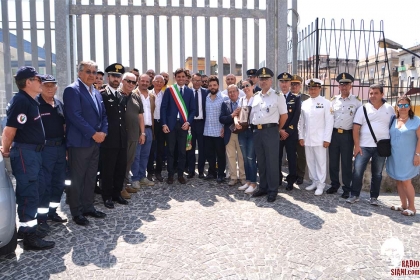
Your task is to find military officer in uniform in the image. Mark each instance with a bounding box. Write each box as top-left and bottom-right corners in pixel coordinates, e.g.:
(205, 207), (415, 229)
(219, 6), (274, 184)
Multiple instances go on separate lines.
(293, 75), (310, 185)
(250, 67), (288, 202)
(246, 69), (261, 93)
(37, 75), (68, 225)
(100, 63), (129, 208)
(1, 66), (55, 250)
(326, 73), (362, 198)
(278, 73), (301, 190)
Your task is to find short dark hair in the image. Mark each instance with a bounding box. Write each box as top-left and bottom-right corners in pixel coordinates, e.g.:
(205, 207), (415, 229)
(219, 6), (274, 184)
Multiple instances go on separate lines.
(208, 75), (219, 85)
(173, 68), (187, 77)
(201, 74), (208, 78)
(245, 78), (254, 86)
(369, 84), (384, 94)
(396, 95), (415, 119)
(132, 68), (139, 72)
(15, 79), (27, 90)
(192, 72), (202, 77)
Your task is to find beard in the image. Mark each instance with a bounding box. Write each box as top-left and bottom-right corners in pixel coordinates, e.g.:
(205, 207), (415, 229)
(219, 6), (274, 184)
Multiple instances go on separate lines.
(209, 88), (218, 95)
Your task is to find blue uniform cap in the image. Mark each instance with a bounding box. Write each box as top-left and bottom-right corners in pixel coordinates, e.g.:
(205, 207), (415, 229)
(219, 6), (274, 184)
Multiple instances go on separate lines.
(41, 74), (57, 83)
(15, 66), (42, 81)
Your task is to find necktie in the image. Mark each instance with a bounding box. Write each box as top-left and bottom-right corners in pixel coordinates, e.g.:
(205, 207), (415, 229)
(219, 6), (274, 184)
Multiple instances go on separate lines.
(180, 86), (183, 96)
(195, 90), (199, 117)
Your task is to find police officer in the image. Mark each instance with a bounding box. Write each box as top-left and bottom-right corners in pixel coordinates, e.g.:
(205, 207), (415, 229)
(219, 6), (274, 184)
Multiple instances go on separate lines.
(0, 66), (55, 250)
(37, 75), (68, 226)
(326, 73), (362, 198)
(294, 75), (310, 185)
(278, 73), (301, 190)
(246, 69), (262, 93)
(250, 67), (288, 202)
(100, 63), (129, 208)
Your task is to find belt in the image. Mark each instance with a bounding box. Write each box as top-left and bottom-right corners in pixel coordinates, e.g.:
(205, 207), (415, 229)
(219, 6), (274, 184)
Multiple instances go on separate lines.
(194, 119), (204, 121)
(12, 142), (44, 152)
(45, 138), (65, 147)
(333, 128), (352, 134)
(145, 125), (152, 129)
(154, 119), (160, 122)
(252, 123), (278, 130)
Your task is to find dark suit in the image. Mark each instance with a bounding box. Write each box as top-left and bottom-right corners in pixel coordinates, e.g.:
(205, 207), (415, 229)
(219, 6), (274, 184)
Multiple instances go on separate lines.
(63, 78), (108, 217)
(219, 99), (237, 145)
(279, 92), (301, 184)
(100, 87), (127, 201)
(161, 84), (196, 177)
(187, 87), (207, 175)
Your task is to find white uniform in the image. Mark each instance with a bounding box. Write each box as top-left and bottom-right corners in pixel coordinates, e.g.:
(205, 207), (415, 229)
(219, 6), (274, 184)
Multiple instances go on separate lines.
(250, 89), (287, 125)
(298, 95), (334, 188)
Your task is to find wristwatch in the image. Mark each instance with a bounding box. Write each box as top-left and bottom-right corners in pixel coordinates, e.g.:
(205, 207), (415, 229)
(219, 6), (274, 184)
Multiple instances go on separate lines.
(415, 153), (420, 156)
(141, 133), (146, 136)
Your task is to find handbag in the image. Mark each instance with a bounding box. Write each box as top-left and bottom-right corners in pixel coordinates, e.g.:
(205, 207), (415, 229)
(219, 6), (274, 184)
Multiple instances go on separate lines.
(231, 99), (251, 134)
(362, 106), (391, 157)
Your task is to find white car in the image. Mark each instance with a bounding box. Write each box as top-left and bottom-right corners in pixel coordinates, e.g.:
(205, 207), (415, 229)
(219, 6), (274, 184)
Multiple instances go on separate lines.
(0, 153), (17, 255)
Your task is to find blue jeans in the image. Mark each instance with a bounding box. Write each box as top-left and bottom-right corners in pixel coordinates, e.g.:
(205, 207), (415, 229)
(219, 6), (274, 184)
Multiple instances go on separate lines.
(131, 128), (153, 181)
(351, 147), (386, 198)
(238, 128), (257, 183)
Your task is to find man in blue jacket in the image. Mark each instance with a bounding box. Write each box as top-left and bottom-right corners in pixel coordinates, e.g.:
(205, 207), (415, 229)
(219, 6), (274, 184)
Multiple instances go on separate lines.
(63, 60), (108, 226)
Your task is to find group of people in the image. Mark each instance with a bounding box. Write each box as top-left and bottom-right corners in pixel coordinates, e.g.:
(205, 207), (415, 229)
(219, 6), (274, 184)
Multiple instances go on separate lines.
(1, 61), (419, 252)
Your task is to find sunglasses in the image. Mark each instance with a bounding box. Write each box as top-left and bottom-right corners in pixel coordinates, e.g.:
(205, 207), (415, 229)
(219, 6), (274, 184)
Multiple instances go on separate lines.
(30, 77), (42, 83)
(124, 79), (137, 85)
(242, 84), (251, 88)
(397, 104), (410, 108)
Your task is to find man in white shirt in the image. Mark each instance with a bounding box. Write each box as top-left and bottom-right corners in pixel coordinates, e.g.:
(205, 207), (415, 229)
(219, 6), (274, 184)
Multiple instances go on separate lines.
(347, 84), (395, 205)
(220, 73), (245, 100)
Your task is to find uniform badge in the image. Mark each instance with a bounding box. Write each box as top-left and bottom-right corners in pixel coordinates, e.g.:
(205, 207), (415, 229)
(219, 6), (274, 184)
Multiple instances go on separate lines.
(350, 110), (353, 116)
(289, 125), (293, 129)
(289, 109), (292, 112)
(266, 107), (269, 113)
(108, 99), (114, 102)
(17, 114), (27, 124)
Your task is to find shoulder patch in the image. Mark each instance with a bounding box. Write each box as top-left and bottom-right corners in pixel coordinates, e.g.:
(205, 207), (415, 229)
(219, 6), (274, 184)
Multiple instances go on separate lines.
(356, 96), (361, 101)
(17, 114), (27, 124)
(330, 96), (337, 101)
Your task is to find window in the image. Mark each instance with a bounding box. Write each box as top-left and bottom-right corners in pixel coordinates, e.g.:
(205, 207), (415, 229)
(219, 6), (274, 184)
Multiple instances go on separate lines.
(412, 56), (415, 67)
(401, 60), (404, 66)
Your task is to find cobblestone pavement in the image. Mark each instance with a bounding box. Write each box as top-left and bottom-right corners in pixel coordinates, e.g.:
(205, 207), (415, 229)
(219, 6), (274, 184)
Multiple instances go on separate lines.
(1, 172), (419, 280)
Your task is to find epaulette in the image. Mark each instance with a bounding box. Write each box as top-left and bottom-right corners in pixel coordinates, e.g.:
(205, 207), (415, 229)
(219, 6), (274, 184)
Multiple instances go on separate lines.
(356, 96), (361, 101)
(330, 96), (337, 101)
(254, 91), (261, 96)
(275, 91), (280, 95)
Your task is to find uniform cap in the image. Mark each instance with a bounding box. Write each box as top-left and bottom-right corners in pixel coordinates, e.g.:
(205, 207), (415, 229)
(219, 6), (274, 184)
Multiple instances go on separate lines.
(336, 72), (354, 84)
(246, 69), (258, 77)
(256, 67), (274, 78)
(105, 63), (125, 76)
(305, 78), (323, 87)
(15, 66), (42, 81)
(277, 72), (292, 81)
(41, 74), (57, 83)
(291, 74), (303, 83)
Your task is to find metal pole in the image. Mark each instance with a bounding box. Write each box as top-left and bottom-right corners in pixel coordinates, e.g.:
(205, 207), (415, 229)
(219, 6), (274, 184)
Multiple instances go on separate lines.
(315, 17), (319, 78)
(292, 0), (298, 74)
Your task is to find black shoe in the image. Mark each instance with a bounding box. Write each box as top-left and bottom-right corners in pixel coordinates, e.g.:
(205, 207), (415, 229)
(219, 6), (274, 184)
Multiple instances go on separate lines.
(72, 215), (90, 226)
(286, 184), (294, 191)
(94, 185), (102, 194)
(104, 199), (115, 209)
(187, 173), (194, 179)
(23, 233), (55, 250)
(252, 190), (268, 198)
(37, 221), (50, 233)
(205, 174), (216, 180)
(155, 174), (164, 182)
(296, 177), (304, 185)
(147, 174), (154, 182)
(48, 213), (68, 223)
(326, 186), (339, 194)
(198, 173), (205, 179)
(112, 196), (129, 205)
(216, 177), (225, 184)
(178, 176), (187, 184)
(167, 177), (174, 184)
(341, 191), (350, 199)
(267, 194), (277, 202)
(83, 210), (106, 219)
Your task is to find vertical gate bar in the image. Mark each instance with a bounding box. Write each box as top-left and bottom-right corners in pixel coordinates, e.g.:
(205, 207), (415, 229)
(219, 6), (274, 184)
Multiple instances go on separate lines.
(315, 18), (319, 78)
(230, 0), (235, 75)
(2, 0), (13, 104)
(154, 15), (160, 73)
(167, 1), (173, 77)
(15, 0), (25, 67)
(254, 0), (259, 68)
(29, 0), (39, 69)
(89, 0), (96, 61)
(217, 0), (223, 85)
(292, 0), (298, 73)
(128, 12), (135, 69)
(103, 0), (109, 69)
(141, 14), (147, 72)
(266, 0), (275, 73)
(277, 0), (287, 74)
(204, 0), (210, 76)
(116, 0), (122, 63)
(43, 0), (53, 74)
(242, 0), (247, 79)
(55, 0), (71, 94)
(179, 0), (185, 68)
(191, 0), (197, 74)
(76, 14), (83, 63)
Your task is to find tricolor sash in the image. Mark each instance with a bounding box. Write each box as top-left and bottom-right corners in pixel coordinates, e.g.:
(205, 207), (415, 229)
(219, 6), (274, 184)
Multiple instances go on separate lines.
(168, 84), (188, 123)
